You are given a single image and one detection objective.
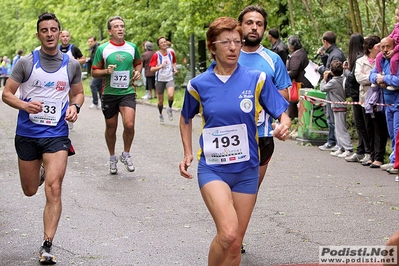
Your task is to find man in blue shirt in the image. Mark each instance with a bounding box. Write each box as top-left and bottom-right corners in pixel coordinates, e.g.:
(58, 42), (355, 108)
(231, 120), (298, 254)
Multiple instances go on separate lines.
(370, 37), (399, 174)
(238, 5), (291, 188)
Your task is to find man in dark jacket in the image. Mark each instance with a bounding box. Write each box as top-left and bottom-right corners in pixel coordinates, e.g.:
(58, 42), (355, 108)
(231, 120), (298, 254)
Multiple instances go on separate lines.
(87, 36), (102, 109)
(315, 31), (346, 151)
(268, 28), (289, 64)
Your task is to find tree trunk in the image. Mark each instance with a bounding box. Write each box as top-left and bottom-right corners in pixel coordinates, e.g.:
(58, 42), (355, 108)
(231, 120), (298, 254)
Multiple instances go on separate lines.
(354, 0), (363, 34)
(288, 0), (295, 28)
(301, 0), (320, 38)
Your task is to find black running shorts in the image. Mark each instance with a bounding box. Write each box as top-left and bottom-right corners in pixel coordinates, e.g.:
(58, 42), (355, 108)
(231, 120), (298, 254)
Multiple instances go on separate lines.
(101, 93), (137, 119)
(15, 135), (71, 161)
(259, 137), (274, 166)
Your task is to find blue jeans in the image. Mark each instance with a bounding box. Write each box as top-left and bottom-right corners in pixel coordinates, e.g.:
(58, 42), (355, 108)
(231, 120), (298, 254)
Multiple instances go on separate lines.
(90, 78), (102, 105)
(385, 104), (399, 163)
(326, 103), (336, 145)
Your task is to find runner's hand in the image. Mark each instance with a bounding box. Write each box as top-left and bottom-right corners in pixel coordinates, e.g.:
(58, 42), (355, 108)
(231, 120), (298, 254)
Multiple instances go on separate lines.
(24, 100), (43, 114)
(179, 155), (193, 179)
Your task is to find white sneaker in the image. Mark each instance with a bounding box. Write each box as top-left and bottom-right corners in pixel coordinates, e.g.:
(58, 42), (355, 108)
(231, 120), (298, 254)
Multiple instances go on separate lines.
(141, 94), (149, 100)
(338, 150), (353, 158)
(330, 149), (344, 157)
(89, 104), (98, 109)
(359, 154), (371, 163)
(119, 154), (135, 172)
(167, 107), (173, 121)
(109, 158), (118, 174)
(39, 240), (56, 264)
(381, 163), (394, 170)
(395, 176), (399, 182)
(345, 153), (361, 162)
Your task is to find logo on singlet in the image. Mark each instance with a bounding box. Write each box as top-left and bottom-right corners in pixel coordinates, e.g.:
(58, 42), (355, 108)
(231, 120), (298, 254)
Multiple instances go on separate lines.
(44, 81), (55, 88)
(115, 53), (127, 62)
(240, 99), (253, 113)
(56, 81), (67, 91)
(32, 80), (42, 88)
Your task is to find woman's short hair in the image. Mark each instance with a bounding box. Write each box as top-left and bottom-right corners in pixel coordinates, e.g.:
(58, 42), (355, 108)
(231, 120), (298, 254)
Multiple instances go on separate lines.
(206, 17), (242, 60)
(287, 35), (302, 51)
(363, 35), (381, 56)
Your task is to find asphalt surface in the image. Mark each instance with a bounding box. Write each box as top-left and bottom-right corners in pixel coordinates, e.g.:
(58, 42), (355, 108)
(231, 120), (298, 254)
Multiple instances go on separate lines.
(0, 93), (398, 266)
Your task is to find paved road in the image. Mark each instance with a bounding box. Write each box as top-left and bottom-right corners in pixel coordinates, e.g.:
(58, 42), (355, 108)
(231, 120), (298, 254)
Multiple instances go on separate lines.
(1, 94), (398, 265)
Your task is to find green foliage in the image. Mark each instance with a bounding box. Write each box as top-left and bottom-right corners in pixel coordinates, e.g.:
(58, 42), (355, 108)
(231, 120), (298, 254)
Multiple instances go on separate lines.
(1, 0), (397, 64)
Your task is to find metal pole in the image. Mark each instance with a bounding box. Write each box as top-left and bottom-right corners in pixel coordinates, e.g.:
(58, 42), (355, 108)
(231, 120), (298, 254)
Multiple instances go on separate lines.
(190, 34), (196, 79)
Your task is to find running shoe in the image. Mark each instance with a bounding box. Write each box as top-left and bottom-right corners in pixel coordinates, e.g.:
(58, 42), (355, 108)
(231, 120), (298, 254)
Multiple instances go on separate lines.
(119, 154), (135, 172)
(331, 145), (340, 151)
(330, 149), (344, 157)
(359, 154), (371, 163)
(39, 165), (45, 186)
(39, 240), (56, 264)
(345, 153), (363, 162)
(89, 104), (98, 109)
(388, 168), (398, 174)
(381, 163), (394, 171)
(318, 142), (335, 151)
(338, 150), (353, 158)
(159, 115), (164, 124)
(109, 158), (118, 175)
(167, 107), (173, 121)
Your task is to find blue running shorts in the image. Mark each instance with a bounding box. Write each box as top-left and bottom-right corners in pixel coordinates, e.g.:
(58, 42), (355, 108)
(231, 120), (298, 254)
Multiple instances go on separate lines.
(197, 164), (259, 194)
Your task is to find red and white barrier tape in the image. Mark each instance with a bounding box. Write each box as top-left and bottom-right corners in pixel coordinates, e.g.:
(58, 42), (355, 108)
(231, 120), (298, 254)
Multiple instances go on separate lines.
(301, 95), (395, 107)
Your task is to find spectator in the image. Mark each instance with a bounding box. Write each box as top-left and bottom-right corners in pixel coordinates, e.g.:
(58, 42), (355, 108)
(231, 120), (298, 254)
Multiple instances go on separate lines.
(355, 35), (388, 169)
(374, 6), (399, 88)
(286, 35), (314, 118)
(141, 41), (147, 88)
(141, 41), (156, 100)
(315, 31), (346, 152)
(342, 33), (371, 163)
(1, 56), (9, 87)
(370, 37), (399, 176)
(10, 49), (23, 73)
(268, 28), (289, 64)
(320, 60), (353, 158)
(87, 36), (102, 110)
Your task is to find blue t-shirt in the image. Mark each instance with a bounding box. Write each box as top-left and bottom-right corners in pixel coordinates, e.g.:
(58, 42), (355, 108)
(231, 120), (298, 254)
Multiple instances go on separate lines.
(181, 62), (288, 173)
(239, 45), (291, 137)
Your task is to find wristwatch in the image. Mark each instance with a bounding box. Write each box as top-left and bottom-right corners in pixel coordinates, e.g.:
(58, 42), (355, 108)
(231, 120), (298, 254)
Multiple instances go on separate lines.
(72, 103), (81, 114)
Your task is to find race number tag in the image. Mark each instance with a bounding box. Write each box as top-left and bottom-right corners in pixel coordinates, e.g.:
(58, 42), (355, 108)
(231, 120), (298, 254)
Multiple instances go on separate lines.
(110, 70), (130, 88)
(159, 60), (172, 76)
(202, 124), (250, 165)
(29, 98), (62, 126)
